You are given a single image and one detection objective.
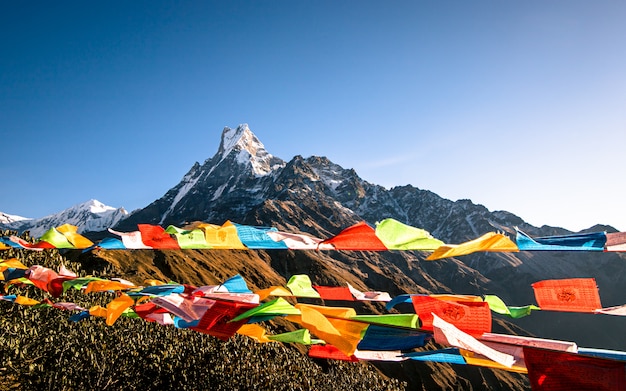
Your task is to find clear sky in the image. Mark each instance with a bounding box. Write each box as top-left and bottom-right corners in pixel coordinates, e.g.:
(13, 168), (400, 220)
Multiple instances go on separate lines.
(2, 1), (625, 232)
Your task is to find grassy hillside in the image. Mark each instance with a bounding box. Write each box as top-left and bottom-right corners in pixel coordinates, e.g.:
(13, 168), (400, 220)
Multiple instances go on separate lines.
(0, 246), (405, 391)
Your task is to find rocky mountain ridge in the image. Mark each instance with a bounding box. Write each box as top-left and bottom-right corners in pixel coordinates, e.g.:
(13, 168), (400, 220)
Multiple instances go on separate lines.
(1, 199), (128, 238)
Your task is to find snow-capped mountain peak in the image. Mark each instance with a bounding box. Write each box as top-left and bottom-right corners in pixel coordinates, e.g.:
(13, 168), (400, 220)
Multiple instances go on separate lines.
(216, 124), (284, 176)
(0, 199), (128, 237)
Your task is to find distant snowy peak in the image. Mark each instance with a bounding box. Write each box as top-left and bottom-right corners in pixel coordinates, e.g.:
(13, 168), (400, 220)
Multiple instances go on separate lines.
(78, 199), (118, 214)
(0, 212), (31, 225)
(1, 199), (128, 237)
(216, 124), (285, 176)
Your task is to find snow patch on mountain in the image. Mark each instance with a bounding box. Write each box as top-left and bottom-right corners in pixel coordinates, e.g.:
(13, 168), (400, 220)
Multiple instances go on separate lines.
(0, 212), (31, 225)
(160, 171), (201, 224)
(307, 160), (346, 192)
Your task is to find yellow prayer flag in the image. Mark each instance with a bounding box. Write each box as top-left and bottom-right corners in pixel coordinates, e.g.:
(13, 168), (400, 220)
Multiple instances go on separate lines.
(14, 296), (40, 306)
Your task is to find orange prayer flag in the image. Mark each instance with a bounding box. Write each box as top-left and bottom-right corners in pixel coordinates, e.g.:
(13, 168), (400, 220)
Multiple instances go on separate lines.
(56, 224), (94, 248)
(295, 303), (356, 319)
(412, 296), (491, 337)
(532, 278), (601, 312)
(255, 286), (293, 301)
(237, 324), (275, 343)
(106, 293), (134, 326)
(320, 222), (388, 251)
(85, 280), (136, 293)
(295, 305), (367, 356)
(89, 305), (108, 318)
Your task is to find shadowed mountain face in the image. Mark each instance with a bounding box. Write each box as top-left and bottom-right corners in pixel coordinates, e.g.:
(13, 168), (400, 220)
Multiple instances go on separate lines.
(98, 124), (625, 389)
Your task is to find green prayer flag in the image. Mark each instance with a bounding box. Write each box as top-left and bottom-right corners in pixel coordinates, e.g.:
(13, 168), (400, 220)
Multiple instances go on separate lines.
(62, 277), (104, 293)
(350, 314), (419, 329)
(286, 275), (321, 298)
(39, 228), (74, 249)
(175, 229), (212, 249)
(484, 295), (540, 319)
(268, 329), (313, 344)
(375, 218), (444, 250)
(230, 298), (301, 322)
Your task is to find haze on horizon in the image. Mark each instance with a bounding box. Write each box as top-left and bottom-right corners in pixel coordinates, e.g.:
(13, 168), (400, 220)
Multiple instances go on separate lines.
(1, 1), (625, 232)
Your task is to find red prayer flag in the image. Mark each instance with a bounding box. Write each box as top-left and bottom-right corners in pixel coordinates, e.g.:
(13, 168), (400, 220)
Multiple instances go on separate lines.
(134, 302), (170, 321)
(192, 300), (258, 341)
(524, 347), (626, 391)
(137, 224), (181, 249)
(320, 222), (388, 251)
(308, 344), (359, 362)
(10, 236), (56, 249)
(412, 296), (492, 337)
(47, 276), (75, 298)
(532, 278), (602, 312)
(312, 286), (355, 301)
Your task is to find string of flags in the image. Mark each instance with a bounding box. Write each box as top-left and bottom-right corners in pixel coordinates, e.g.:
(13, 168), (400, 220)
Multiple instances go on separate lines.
(2, 258), (626, 390)
(2, 218), (626, 259)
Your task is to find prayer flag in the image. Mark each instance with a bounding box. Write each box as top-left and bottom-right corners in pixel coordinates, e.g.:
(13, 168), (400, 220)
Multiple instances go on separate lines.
(137, 224), (180, 249)
(412, 295), (492, 337)
(56, 224), (94, 248)
(403, 348), (467, 365)
(480, 333), (578, 353)
(233, 224), (289, 249)
(266, 231), (323, 249)
(346, 283), (392, 302)
(286, 275), (321, 298)
(516, 228), (606, 251)
(165, 226), (211, 249)
(523, 347), (626, 391)
(106, 293), (134, 326)
(308, 344), (359, 362)
(320, 222), (388, 251)
(357, 324), (430, 351)
(192, 300), (258, 340)
(230, 297), (300, 322)
(433, 314), (515, 368)
(108, 228), (152, 249)
(313, 285), (355, 301)
(605, 232), (626, 252)
(483, 295), (540, 318)
(427, 232), (518, 260)
(375, 218), (443, 250)
(195, 221), (246, 249)
(39, 227), (75, 249)
(532, 278), (601, 312)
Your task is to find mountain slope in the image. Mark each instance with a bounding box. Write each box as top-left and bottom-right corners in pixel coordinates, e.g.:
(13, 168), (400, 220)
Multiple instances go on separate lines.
(6, 124), (625, 389)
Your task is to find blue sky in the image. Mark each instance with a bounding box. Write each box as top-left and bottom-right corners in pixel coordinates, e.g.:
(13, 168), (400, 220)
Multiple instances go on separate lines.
(2, 1), (625, 232)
